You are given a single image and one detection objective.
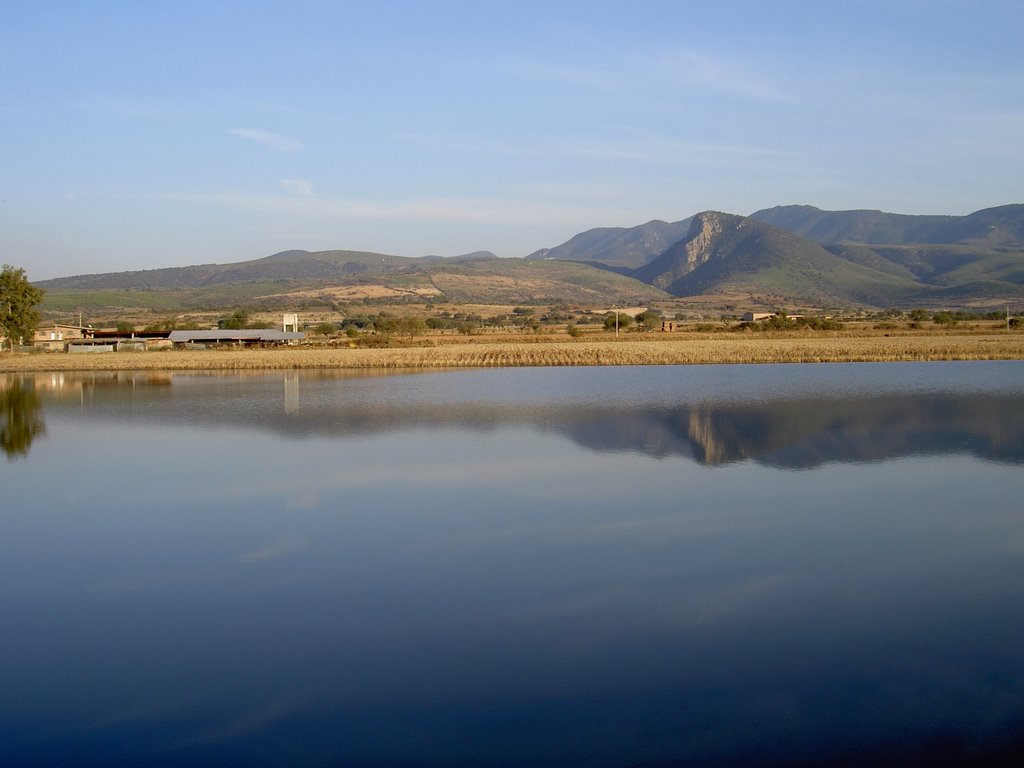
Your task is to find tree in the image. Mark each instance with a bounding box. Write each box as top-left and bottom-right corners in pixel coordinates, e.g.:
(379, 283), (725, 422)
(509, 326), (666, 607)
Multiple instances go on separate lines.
(219, 308), (251, 330)
(634, 309), (661, 331)
(603, 312), (633, 331)
(0, 265), (45, 350)
(397, 316), (426, 341)
(1, 379), (45, 459)
(374, 316), (399, 339)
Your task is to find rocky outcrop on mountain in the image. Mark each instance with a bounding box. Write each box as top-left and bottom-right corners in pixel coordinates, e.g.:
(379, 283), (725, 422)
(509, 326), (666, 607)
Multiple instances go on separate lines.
(632, 211), (736, 290)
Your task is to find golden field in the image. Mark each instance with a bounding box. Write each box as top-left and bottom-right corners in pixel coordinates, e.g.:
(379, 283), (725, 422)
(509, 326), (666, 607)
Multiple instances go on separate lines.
(3, 331), (1024, 372)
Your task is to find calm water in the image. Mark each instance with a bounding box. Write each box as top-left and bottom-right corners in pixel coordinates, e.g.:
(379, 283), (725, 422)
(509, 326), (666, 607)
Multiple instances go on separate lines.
(3, 362), (1024, 767)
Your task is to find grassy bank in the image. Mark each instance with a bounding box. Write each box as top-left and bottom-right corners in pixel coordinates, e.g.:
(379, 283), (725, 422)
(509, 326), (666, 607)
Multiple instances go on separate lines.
(3, 333), (1023, 372)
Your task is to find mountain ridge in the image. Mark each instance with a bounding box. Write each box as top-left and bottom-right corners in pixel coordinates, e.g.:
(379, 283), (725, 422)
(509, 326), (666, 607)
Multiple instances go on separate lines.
(526, 218), (693, 270)
(35, 203), (1024, 311)
(632, 211), (929, 305)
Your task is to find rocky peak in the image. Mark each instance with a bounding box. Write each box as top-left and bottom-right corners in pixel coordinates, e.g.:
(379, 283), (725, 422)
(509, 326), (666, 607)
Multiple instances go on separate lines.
(681, 211), (727, 268)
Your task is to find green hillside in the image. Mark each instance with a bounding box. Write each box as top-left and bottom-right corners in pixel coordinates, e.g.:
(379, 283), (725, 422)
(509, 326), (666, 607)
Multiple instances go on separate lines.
(634, 212), (923, 305)
(750, 203), (1024, 246)
(749, 205), (953, 244)
(35, 203), (1024, 314)
(37, 249), (419, 291)
(39, 251), (667, 313)
(527, 218), (693, 269)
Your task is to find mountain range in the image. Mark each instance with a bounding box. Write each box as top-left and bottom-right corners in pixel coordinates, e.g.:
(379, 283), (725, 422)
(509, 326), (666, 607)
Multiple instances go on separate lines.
(36, 203), (1024, 312)
(530, 203), (1024, 307)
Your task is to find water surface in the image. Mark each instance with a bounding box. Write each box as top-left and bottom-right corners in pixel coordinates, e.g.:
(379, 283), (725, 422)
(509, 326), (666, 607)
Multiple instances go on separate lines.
(3, 362), (1024, 766)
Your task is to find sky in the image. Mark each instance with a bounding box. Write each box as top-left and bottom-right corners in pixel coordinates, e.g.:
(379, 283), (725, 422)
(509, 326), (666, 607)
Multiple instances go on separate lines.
(2, 1), (1022, 281)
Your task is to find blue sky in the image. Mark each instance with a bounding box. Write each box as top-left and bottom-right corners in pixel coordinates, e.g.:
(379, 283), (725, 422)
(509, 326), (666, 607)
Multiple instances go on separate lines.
(2, 1), (1022, 280)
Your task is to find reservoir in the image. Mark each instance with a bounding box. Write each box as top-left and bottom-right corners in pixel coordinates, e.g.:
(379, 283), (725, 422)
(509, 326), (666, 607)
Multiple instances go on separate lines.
(3, 362), (1024, 766)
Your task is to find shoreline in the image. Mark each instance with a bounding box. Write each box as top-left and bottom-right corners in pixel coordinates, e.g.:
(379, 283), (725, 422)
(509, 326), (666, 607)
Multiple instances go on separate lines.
(3, 333), (1023, 372)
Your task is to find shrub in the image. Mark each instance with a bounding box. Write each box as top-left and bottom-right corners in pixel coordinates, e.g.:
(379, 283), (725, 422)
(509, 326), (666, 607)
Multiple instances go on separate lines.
(603, 312), (633, 331)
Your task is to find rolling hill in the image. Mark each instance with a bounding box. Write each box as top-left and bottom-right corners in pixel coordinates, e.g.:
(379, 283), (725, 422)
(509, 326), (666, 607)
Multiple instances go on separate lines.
(35, 203), (1024, 313)
(37, 250), (668, 313)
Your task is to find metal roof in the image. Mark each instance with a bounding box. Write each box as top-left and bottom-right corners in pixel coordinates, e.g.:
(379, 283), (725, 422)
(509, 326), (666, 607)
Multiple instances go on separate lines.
(168, 330), (305, 342)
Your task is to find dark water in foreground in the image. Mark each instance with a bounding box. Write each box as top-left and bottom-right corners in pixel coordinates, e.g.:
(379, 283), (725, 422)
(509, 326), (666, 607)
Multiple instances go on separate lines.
(3, 362), (1024, 767)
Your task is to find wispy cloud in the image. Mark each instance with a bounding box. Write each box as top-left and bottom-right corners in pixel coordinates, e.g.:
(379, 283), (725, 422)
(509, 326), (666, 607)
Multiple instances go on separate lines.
(505, 58), (624, 92)
(506, 44), (788, 102)
(521, 182), (626, 200)
(165, 191), (616, 224)
(228, 128), (304, 152)
(280, 178), (313, 196)
(397, 132), (522, 155)
(574, 135), (791, 169)
(653, 49), (789, 101)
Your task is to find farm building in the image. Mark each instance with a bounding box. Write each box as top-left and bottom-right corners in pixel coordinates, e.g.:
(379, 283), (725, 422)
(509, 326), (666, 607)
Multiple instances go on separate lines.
(32, 324), (93, 351)
(168, 329), (305, 347)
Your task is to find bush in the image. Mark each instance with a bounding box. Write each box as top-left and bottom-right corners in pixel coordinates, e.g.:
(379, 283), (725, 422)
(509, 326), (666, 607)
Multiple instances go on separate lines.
(634, 310), (661, 331)
(603, 312), (633, 331)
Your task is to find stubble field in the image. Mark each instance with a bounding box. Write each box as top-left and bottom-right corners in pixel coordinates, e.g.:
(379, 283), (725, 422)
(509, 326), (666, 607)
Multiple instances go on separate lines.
(3, 332), (1023, 372)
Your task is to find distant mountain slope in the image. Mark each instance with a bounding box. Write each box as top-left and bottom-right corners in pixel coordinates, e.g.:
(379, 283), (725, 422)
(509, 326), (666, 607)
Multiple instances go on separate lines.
(422, 250), (498, 262)
(36, 250), (418, 291)
(925, 204), (1024, 245)
(633, 212), (935, 305)
(749, 205), (952, 244)
(733, 204), (1024, 306)
(36, 203), (1024, 313)
(38, 250), (667, 312)
(750, 203), (1024, 246)
(527, 218), (693, 269)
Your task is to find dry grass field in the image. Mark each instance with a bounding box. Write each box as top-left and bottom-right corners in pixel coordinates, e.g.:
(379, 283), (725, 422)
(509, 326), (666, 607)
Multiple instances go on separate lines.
(3, 332), (1023, 372)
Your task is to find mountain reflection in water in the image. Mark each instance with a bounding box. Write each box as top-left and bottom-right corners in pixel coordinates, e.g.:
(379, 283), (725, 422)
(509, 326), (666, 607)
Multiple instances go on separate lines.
(4, 362), (1024, 767)
(20, 363), (1024, 468)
